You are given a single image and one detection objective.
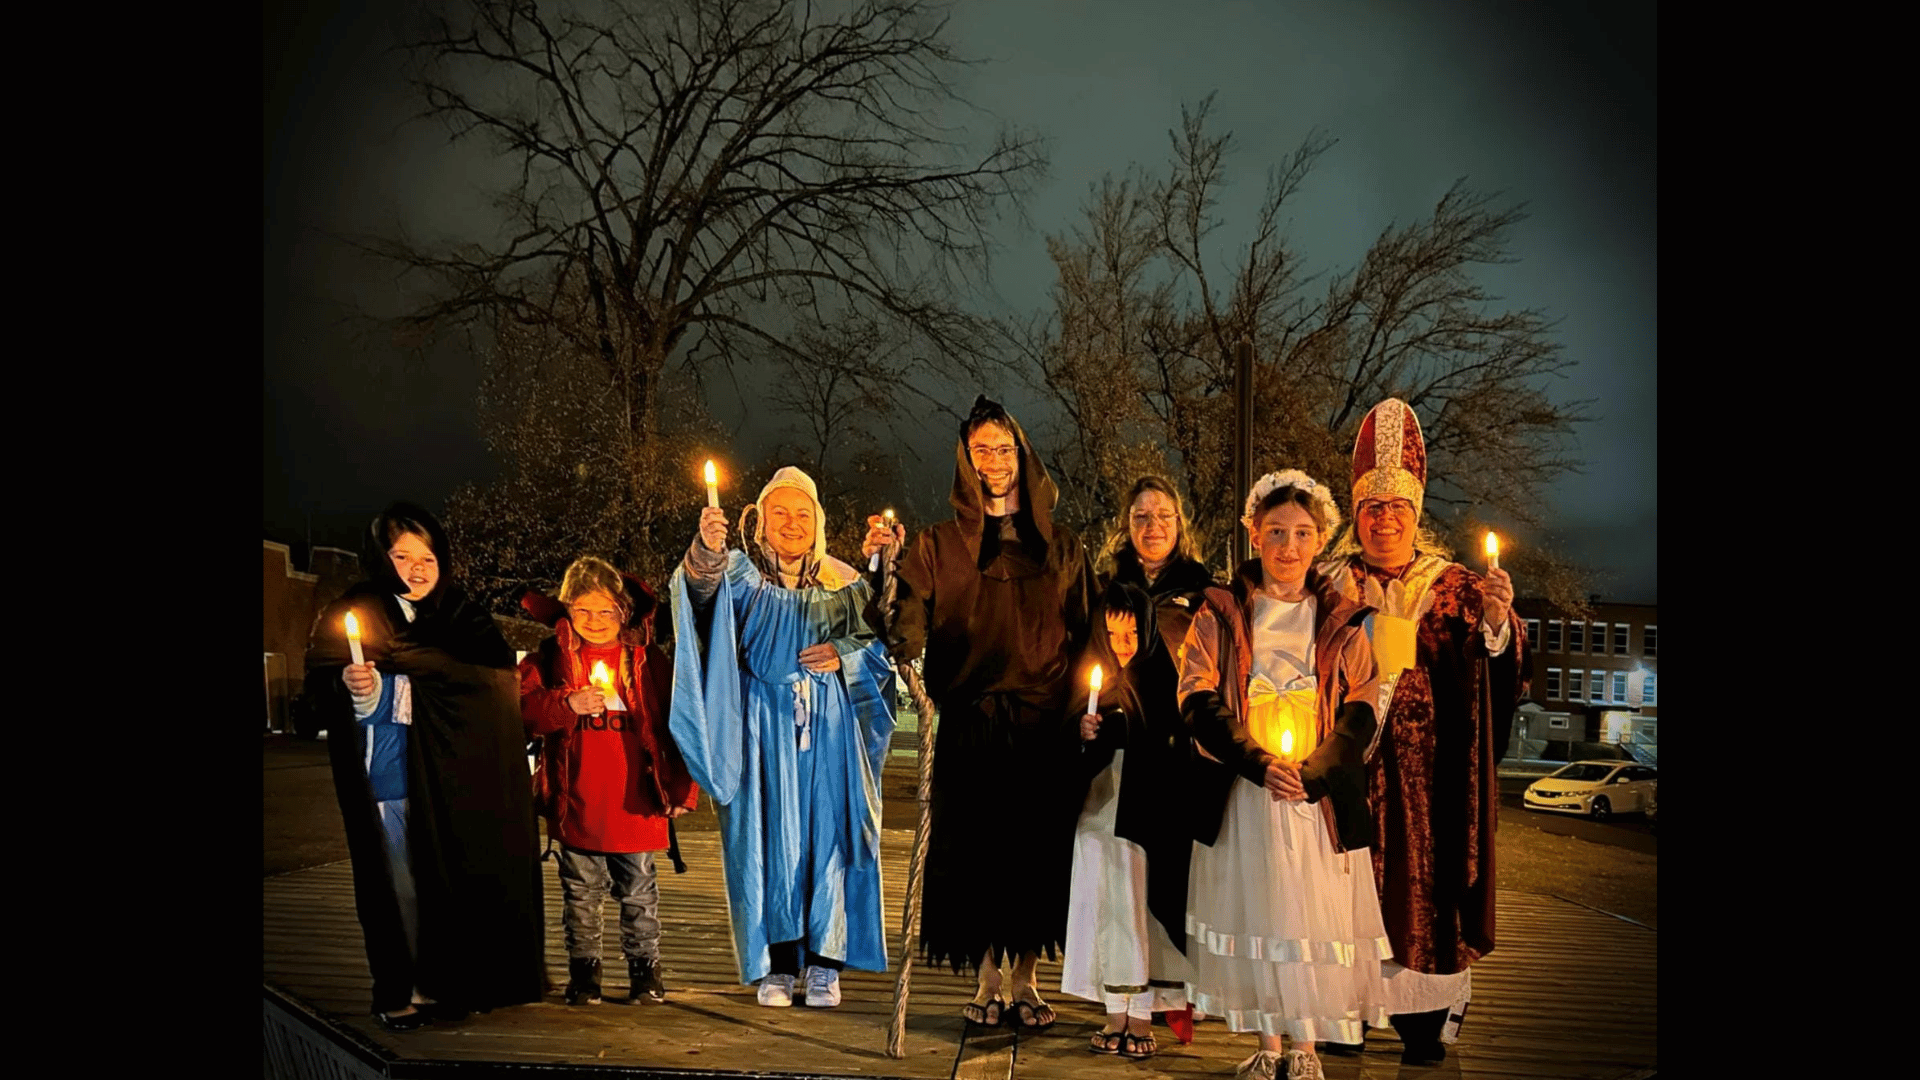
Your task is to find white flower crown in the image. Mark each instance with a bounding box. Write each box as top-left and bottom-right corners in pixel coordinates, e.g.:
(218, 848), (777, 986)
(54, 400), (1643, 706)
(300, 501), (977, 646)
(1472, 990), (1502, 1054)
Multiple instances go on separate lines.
(1241, 469), (1342, 533)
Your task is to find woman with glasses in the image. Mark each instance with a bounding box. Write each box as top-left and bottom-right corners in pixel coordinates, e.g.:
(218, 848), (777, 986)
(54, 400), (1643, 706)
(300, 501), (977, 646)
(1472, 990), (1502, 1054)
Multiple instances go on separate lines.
(517, 557), (700, 1008)
(305, 502), (546, 1031)
(1060, 477), (1217, 1052)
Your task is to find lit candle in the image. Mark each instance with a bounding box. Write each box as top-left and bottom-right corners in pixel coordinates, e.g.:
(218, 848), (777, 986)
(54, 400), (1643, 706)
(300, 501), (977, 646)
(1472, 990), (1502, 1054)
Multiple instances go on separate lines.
(1485, 531), (1500, 573)
(704, 460), (719, 508)
(591, 660), (614, 713)
(1087, 664), (1103, 716)
(869, 508), (896, 571)
(344, 611), (364, 667)
(1279, 728), (1294, 763)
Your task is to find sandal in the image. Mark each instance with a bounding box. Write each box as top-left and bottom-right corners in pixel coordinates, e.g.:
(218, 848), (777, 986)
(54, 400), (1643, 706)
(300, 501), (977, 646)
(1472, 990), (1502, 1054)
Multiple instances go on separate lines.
(1119, 1031), (1157, 1059)
(1006, 995), (1057, 1031)
(961, 996), (1005, 1027)
(1088, 1029), (1124, 1055)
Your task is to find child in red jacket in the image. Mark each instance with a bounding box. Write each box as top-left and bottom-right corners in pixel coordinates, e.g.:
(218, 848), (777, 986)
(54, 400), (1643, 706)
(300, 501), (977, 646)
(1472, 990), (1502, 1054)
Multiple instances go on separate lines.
(518, 556), (699, 1007)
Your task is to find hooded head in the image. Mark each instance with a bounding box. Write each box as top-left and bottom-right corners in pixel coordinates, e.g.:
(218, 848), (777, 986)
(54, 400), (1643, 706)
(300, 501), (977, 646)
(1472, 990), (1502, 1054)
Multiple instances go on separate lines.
(749, 466), (829, 564)
(732, 465), (860, 590)
(950, 395), (1061, 563)
(364, 502), (453, 611)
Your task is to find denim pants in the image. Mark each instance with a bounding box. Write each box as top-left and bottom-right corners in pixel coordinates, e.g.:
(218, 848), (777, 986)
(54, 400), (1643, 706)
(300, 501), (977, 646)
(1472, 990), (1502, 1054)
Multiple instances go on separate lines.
(375, 798), (424, 1006)
(557, 847), (661, 961)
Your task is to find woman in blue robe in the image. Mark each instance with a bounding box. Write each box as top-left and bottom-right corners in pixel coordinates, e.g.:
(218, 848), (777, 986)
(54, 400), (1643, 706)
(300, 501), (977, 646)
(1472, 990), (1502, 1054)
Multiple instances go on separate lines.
(669, 466), (897, 1008)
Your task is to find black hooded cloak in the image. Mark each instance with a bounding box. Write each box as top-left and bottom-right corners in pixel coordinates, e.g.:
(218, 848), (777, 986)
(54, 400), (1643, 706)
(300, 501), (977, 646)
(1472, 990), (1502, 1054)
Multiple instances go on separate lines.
(869, 397), (1095, 973)
(304, 502), (546, 1014)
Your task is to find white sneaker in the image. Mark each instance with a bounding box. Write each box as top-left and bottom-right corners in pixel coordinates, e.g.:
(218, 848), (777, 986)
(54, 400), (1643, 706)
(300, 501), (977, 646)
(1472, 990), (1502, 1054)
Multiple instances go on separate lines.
(803, 965), (842, 1007)
(1283, 1049), (1324, 1080)
(757, 974), (795, 1007)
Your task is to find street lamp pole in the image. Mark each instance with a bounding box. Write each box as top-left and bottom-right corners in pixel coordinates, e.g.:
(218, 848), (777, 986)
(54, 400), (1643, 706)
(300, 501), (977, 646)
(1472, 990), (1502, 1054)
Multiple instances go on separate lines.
(1232, 337), (1254, 568)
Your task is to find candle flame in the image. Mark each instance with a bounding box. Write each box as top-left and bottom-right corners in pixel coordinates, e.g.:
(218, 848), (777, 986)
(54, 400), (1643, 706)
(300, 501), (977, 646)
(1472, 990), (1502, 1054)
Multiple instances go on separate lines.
(1484, 531), (1499, 558)
(703, 460), (717, 485)
(344, 611), (360, 639)
(1090, 664), (1103, 692)
(1280, 729), (1294, 757)
(591, 660), (614, 693)
(883, 508), (894, 521)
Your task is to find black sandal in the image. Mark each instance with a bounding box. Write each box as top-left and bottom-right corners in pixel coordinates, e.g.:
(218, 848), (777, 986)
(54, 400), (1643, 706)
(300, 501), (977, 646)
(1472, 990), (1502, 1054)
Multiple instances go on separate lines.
(1088, 1029), (1124, 1054)
(961, 996), (1006, 1027)
(1118, 1031), (1157, 1059)
(1007, 996), (1057, 1031)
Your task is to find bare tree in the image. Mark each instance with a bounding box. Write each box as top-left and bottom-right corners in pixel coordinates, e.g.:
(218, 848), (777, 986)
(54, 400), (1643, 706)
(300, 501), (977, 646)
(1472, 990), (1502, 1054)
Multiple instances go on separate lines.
(376, 0), (1042, 604)
(1022, 95), (1592, 608)
(375, 0), (1042, 429)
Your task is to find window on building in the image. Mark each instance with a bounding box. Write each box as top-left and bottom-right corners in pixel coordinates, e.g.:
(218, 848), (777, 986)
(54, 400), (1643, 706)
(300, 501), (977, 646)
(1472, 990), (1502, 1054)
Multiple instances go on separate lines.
(1569, 620), (1585, 653)
(1568, 669), (1584, 702)
(1611, 671), (1628, 703)
(1547, 619), (1563, 652)
(1643, 673), (1656, 706)
(1546, 667), (1562, 700)
(1614, 623), (1629, 654)
(1526, 618), (1541, 648)
(1589, 621), (1605, 654)
(1643, 625), (1657, 657)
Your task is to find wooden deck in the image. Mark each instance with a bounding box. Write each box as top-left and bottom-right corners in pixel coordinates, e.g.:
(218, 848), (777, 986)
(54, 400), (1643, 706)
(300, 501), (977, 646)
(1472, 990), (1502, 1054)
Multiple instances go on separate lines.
(264, 832), (1655, 1080)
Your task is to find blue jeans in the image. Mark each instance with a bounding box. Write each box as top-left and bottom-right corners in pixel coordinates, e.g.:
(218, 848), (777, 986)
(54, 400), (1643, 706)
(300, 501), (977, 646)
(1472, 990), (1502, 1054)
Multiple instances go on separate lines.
(556, 847), (661, 961)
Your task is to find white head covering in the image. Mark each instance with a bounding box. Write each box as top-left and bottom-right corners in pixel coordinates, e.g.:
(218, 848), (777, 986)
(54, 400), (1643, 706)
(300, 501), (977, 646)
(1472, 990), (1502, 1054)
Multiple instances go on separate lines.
(753, 465), (829, 564)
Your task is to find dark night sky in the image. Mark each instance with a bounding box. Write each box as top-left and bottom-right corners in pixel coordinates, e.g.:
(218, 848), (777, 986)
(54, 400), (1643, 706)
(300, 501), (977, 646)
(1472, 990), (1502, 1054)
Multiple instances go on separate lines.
(264, 1), (1655, 601)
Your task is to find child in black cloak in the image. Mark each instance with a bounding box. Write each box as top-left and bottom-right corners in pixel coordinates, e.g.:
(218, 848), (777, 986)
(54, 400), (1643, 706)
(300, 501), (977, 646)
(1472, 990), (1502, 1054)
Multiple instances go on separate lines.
(305, 502), (547, 1030)
(1061, 580), (1194, 1060)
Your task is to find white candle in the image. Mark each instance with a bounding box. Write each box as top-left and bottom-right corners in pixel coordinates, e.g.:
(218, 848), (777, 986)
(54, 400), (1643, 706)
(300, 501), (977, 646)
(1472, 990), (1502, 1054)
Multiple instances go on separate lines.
(1087, 664), (1103, 716)
(704, 460), (719, 508)
(591, 660), (613, 713)
(1484, 531), (1500, 573)
(869, 508), (895, 571)
(344, 611), (365, 667)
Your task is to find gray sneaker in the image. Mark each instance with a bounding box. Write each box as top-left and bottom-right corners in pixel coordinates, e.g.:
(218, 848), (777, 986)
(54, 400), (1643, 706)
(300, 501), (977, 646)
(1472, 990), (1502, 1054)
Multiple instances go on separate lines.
(756, 974), (795, 1007)
(803, 966), (842, 1007)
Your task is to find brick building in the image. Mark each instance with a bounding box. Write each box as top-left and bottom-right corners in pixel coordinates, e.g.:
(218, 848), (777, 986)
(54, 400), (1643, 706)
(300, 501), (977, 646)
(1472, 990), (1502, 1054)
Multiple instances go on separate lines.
(263, 541), (363, 733)
(1509, 596), (1658, 764)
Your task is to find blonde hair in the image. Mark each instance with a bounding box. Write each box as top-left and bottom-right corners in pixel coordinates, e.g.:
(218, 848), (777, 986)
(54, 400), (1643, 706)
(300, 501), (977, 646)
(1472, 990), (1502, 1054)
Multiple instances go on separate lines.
(1103, 475), (1204, 569)
(558, 555), (632, 622)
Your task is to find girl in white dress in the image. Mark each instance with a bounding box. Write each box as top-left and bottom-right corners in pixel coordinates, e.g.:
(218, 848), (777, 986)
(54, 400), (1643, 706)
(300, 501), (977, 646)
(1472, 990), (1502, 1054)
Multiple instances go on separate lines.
(1062, 581), (1192, 1060)
(1178, 471), (1391, 1080)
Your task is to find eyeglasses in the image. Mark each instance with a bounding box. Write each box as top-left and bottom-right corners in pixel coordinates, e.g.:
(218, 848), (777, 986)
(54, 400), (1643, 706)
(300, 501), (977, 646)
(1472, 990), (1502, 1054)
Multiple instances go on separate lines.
(1131, 512), (1177, 528)
(968, 445), (1018, 461)
(1357, 499), (1416, 519)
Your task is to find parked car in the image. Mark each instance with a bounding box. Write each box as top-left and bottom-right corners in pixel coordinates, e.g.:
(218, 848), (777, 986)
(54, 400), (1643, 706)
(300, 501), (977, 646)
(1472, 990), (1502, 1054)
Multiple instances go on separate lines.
(1522, 761), (1658, 822)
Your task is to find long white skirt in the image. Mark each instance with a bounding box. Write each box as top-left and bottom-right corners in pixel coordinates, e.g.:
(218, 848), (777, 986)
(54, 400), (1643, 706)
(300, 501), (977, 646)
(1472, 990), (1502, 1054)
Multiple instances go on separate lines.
(1062, 752), (1190, 1013)
(1185, 777), (1392, 1043)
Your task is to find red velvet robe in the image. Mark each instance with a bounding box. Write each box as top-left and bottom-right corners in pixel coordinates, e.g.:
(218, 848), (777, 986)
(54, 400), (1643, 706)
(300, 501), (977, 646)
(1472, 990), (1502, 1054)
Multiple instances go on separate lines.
(1324, 554), (1525, 976)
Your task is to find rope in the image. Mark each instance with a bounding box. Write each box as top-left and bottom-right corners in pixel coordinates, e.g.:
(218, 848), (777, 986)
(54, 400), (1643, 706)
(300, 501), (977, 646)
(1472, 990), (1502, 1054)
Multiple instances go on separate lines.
(884, 533), (939, 1060)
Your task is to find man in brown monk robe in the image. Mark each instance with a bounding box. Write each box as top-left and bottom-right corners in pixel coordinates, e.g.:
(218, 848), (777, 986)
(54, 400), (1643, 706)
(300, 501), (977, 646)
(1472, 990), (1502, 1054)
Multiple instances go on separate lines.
(865, 395), (1095, 1033)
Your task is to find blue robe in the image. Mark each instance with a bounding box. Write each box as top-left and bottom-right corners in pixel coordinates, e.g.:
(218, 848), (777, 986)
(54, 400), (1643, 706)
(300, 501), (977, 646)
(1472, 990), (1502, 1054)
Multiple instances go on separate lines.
(669, 549), (896, 984)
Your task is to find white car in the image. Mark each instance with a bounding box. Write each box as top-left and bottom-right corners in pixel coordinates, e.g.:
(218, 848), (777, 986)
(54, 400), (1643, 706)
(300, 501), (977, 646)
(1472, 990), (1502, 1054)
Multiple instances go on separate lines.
(1523, 761), (1657, 822)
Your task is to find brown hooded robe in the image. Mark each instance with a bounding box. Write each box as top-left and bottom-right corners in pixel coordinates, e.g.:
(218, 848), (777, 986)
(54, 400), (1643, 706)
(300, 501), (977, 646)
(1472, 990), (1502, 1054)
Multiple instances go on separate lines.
(869, 399), (1095, 973)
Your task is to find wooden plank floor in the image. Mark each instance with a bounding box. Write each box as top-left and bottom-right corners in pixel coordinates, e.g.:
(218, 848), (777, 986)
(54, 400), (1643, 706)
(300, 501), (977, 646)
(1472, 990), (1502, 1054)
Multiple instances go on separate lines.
(264, 832), (1655, 1079)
